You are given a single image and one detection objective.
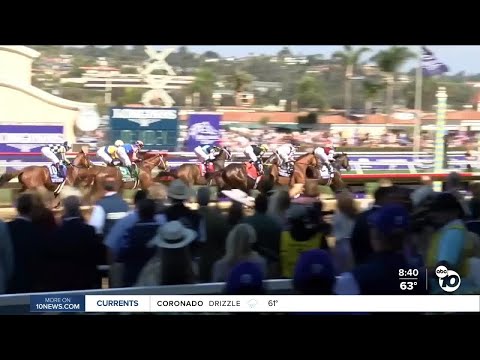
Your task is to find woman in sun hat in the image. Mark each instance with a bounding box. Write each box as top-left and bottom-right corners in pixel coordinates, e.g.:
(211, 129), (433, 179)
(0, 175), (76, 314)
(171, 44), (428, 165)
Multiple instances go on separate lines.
(135, 220), (198, 286)
(164, 179), (201, 258)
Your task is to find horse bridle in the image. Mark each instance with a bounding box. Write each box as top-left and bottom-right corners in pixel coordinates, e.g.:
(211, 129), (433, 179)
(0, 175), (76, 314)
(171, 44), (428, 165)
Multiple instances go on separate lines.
(70, 154), (93, 169)
(158, 154), (169, 170)
(220, 147), (232, 160)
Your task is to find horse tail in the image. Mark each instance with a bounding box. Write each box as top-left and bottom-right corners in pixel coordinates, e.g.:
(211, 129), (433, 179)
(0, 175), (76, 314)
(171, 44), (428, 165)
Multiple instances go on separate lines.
(0, 171), (21, 187)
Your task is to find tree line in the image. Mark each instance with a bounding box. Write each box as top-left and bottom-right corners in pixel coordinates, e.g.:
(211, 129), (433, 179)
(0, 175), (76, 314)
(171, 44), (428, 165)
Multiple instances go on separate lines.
(29, 45), (477, 113)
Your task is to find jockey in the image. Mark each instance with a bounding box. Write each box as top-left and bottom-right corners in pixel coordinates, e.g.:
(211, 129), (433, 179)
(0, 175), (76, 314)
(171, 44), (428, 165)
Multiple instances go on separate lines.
(97, 140), (124, 166)
(275, 143), (297, 174)
(117, 140), (144, 176)
(244, 143), (269, 174)
(313, 141), (336, 178)
(40, 141), (72, 178)
(194, 144), (221, 164)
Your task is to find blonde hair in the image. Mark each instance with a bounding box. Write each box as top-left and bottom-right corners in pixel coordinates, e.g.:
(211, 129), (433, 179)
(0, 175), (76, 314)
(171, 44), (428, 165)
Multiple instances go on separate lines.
(148, 183), (168, 201)
(378, 178), (393, 187)
(223, 223), (257, 267)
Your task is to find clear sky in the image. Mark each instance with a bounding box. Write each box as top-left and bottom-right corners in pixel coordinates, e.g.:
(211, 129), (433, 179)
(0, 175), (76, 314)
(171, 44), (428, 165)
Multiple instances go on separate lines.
(160, 45), (480, 74)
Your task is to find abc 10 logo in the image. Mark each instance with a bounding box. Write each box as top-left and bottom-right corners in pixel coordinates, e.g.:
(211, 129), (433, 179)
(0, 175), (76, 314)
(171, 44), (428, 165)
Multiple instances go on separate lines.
(435, 265), (461, 293)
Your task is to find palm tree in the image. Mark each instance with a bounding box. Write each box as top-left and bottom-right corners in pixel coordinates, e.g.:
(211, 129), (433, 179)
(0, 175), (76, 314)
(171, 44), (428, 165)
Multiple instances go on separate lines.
(332, 46), (371, 111)
(226, 70), (254, 106)
(362, 80), (384, 113)
(188, 67), (216, 106)
(370, 46), (416, 115)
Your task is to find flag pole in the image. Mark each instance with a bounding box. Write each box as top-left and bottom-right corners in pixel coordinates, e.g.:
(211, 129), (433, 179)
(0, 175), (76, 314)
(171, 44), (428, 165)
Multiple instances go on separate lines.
(413, 48), (423, 157)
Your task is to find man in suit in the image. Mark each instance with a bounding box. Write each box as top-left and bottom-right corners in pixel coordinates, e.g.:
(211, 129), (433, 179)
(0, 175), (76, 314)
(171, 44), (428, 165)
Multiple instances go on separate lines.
(7, 193), (41, 294)
(41, 195), (103, 291)
(0, 219), (13, 294)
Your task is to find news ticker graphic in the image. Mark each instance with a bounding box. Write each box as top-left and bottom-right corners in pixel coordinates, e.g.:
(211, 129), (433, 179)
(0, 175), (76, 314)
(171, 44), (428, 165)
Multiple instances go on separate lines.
(30, 295), (85, 312)
(29, 295), (480, 313)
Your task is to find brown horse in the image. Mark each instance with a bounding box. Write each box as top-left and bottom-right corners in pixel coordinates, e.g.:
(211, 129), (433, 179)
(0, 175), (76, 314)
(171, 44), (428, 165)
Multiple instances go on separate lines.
(0, 148), (95, 197)
(267, 151), (350, 192)
(88, 152), (169, 201)
(314, 152), (351, 192)
(269, 152), (319, 188)
(164, 147), (232, 187)
(220, 155), (274, 194)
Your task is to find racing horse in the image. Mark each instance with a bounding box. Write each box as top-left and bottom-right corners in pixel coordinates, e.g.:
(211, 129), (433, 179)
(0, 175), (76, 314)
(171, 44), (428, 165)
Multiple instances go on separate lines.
(87, 152), (170, 202)
(266, 151), (350, 192)
(220, 155), (274, 194)
(162, 147), (232, 187)
(268, 152), (319, 188)
(0, 147), (95, 197)
(316, 152), (350, 191)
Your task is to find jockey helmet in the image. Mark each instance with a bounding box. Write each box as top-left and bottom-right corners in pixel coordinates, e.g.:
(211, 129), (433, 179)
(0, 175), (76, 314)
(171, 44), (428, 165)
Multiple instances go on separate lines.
(291, 139), (301, 148)
(260, 144), (269, 152)
(115, 140), (124, 147)
(135, 140), (144, 148)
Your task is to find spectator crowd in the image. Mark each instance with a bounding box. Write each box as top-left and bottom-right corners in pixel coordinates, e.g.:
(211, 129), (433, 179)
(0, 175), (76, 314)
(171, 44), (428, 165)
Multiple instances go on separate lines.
(1, 171), (480, 311)
(177, 127), (477, 153)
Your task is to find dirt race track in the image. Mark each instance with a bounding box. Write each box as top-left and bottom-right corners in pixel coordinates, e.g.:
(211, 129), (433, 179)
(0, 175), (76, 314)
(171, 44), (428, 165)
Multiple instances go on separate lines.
(0, 198), (374, 222)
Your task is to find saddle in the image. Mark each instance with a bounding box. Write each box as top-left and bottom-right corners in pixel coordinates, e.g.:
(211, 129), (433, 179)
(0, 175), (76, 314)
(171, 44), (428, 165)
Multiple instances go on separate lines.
(199, 162), (215, 177)
(47, 164), (66, 183)
(118, 164), (138, 183)
(278, 162), (294, 178)
(319, 165), (335, 179)
(244, 162), (261, 179)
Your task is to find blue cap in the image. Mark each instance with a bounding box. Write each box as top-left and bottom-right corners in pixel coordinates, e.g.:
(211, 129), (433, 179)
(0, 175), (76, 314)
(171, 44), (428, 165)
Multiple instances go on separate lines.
(293, 249), (335, 292)
(368, 204), (410, 235)
(225, 262), (264, 295)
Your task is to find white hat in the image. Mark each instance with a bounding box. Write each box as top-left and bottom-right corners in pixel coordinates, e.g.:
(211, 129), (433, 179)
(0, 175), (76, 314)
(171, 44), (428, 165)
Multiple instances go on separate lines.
(149, 221), (197, 249)
(222, 189), (255, 207)
(168, 179), (191, 200)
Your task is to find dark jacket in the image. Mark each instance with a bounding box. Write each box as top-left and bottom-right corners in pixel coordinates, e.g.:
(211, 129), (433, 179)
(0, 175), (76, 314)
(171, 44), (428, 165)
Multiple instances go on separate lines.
(243, 213), (282, 263)
(349, 206), (379, 266)
(165, 202), (201, 257)
(197, 207), (229, 283)
(7, 218), (43, 294)
(96, 193), (130, 238)
(117, 221), (159, 287)
(39, 218), (103, 291)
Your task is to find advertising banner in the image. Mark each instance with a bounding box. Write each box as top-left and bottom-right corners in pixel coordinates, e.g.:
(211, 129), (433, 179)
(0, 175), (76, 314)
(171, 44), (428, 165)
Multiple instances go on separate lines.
(186, 113), (222, 151)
